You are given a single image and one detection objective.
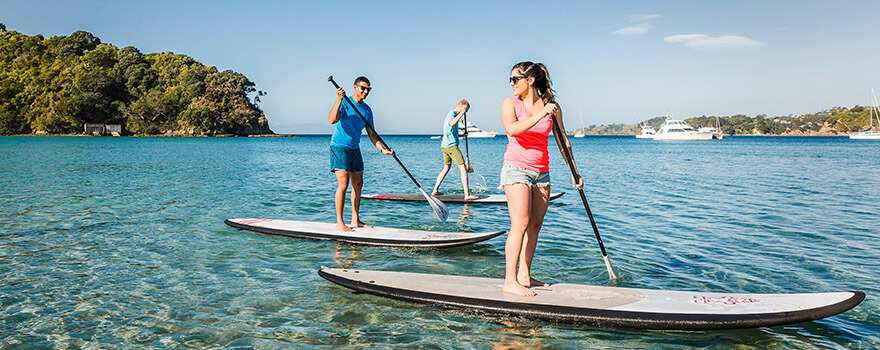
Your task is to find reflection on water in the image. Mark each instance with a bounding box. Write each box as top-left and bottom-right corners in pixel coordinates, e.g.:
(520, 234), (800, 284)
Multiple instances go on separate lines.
(457, 204), (474, 232)
(333, 242), (363, 269)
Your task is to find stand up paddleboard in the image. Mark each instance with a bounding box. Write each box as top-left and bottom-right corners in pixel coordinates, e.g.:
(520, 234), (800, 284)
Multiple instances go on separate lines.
(225, 219), (504, 248)
(318, 268), (865, 330)
(364, 192), (565, 204)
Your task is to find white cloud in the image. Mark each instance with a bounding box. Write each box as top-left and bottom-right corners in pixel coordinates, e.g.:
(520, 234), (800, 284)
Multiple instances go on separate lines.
(664, 34), (709, 43)
(664, 34), (764, 49)
(614, 25), (652, 35)
(613, 14), (661, 35)
(630, 14), (661, 22)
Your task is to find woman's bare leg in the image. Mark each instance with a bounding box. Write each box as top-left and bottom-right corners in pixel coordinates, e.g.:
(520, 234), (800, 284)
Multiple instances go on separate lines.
(502, 183), (536, 297)
(518, 185), (550, 286)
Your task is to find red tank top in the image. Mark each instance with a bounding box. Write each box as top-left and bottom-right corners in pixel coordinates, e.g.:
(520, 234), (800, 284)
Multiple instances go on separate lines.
(503, 97), (552, 172)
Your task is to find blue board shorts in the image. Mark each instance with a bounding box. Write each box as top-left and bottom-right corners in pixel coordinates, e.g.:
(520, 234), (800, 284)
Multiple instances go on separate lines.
(498, 162), (550, 189)
(330, 146), (364, 172)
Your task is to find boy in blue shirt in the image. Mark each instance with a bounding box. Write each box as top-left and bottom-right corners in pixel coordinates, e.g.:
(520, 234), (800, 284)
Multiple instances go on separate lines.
(430, 100), (478, 200)
(328, 76), (394, 232)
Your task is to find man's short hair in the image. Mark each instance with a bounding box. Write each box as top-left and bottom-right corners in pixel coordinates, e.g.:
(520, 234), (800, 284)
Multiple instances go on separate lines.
(458, 99), (469, 107)
(354, 76), (371, 86)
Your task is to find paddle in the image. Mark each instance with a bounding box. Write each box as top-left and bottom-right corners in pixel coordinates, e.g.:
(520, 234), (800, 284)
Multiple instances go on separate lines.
(462, 112), (474, 173)
(328, 76), (448, 222)
(549, 109), (618, 281)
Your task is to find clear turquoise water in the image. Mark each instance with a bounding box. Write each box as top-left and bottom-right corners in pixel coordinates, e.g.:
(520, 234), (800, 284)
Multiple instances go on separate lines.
(1, 135), (878, 349)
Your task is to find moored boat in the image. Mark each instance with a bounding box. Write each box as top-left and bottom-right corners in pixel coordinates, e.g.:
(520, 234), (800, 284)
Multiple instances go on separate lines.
(636, 124), (657, 139)
(653, 113), (714, 141)
(459, 121), (497, 138)
(849, 88), (880, 140)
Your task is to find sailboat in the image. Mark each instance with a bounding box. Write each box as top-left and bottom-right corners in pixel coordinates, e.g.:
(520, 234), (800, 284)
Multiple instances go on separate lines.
(849, 89), (880, 140)
(574, 110), (586, 138)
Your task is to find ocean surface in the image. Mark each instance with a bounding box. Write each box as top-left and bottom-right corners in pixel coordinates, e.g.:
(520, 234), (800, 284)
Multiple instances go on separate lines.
(1, 135), (878, 349)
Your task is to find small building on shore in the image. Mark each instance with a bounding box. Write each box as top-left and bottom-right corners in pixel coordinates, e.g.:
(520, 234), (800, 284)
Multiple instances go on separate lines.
(83, 123), (122, 136)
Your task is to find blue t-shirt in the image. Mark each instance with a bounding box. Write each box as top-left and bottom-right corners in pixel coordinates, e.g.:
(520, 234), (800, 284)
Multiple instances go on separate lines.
(440, 110), (459, 149)
(330, 98), (374, 150)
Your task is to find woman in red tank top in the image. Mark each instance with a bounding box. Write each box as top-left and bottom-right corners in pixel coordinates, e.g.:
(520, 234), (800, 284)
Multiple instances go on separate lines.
(499, 61), (583, 297)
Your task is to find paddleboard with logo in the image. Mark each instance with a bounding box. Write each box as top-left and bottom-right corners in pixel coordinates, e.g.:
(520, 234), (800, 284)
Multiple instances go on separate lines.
(318, 267), (865, 330)
(225, 218), (504, 248)
(363, 192), (565, 204)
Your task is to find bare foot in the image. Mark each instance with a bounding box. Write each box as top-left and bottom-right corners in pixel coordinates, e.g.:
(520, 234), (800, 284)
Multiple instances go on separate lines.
(464, 195), (480, 201)
(352, 221), (373, 228)
(503, 281), (536, 297)
(431, 191), (443, 197)
(335, 222), (354, 232)
(518, 276), (549, 287)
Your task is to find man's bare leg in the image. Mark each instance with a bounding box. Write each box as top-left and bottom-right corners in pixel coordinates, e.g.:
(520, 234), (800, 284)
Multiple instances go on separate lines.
(334, 170), (353, 232)
(458, 163), (479, 201)
(432, 164), (451, 196)
(350, 171), (372, 228)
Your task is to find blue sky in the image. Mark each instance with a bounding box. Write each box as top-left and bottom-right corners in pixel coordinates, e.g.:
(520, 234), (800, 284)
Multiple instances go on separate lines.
(2, 1), (879, 133)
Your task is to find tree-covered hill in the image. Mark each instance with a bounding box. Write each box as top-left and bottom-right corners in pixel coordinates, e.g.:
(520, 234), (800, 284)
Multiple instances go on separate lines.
(0, 24), (271, 135)
(573, 106), (878, 136)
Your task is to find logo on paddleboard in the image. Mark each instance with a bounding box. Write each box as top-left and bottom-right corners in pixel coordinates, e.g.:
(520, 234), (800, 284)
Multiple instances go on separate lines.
(693, 296), (760, 305)
(235, 218), (274, 226)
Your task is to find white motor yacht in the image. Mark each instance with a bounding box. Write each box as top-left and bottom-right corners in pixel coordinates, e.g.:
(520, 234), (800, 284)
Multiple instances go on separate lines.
(653, 113), (714, 141)
(636, 124), (657, 139)
(459, 121), (497, 138)
(850, 88), (880, 140)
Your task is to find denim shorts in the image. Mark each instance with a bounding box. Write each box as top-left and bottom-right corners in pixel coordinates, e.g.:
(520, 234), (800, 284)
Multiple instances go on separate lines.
(330, 146), (364, 172)
(498, 162), (550, 189)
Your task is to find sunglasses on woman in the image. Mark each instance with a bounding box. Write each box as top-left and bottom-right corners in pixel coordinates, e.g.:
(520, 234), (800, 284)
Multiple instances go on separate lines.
(509, 76), (528, 84)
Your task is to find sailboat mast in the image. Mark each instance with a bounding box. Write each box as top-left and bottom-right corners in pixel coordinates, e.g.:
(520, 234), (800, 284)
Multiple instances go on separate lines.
(872, 88), (879, 127)
(575, 110), (585, 137)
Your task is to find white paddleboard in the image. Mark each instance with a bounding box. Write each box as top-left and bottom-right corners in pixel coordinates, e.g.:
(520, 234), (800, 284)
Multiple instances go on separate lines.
(363, 192), (565, 204)
(318, 268), (865, 330)
(225, 218), (505, 248)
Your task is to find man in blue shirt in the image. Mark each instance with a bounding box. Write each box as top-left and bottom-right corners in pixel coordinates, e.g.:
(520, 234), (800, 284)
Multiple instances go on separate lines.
(430, 100), (478, 200)
(328, 76), (394, 232)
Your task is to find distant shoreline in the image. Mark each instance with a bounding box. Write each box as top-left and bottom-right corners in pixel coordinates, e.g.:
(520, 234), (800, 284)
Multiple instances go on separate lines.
(2, 133), (852, 138)
(4, 133), (299, 137)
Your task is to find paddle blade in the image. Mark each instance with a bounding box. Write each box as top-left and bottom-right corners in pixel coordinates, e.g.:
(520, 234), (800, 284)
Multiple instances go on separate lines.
(466, 159), (474, 173)
(419, 188), (449, 222)
(604, 255), (620, 282)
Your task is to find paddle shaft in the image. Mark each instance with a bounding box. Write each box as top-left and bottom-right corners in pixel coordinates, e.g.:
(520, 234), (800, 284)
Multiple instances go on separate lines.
(463, 112), (470, 160)
(549, 113), (610, 258)
(328, 77), (424, 189)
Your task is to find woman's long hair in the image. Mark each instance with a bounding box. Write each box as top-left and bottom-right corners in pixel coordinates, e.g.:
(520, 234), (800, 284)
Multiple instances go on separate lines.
(512, 61), (556, 103)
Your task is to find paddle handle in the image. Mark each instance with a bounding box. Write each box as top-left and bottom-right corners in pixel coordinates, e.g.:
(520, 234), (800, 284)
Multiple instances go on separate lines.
(549, 113), (610, 258)
(328, 76), (424, 189)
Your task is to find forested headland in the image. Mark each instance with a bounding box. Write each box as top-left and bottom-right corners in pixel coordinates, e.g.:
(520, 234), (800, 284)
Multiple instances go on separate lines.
(575, 106), (878, 136)
(0, 23), (272, 136)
